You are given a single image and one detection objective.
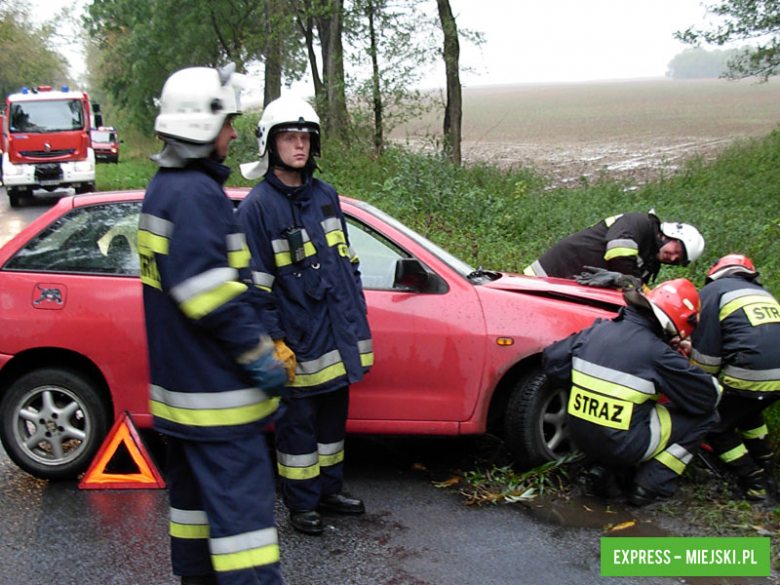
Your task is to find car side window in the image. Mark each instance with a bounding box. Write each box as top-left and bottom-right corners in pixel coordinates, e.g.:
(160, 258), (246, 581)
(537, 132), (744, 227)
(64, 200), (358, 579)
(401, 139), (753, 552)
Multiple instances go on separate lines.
(5, 202), (141, 276)
(346, 216), (407, 290)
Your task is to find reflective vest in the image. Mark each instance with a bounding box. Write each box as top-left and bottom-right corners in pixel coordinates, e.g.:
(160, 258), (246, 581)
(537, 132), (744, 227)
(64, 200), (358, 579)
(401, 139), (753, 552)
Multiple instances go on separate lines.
(236, 171), (373, 395)
(691, 275), (780, 397)
(543, 307), (721, 464)
(524, 212), (661, 284)
(139, 161), (278, 440)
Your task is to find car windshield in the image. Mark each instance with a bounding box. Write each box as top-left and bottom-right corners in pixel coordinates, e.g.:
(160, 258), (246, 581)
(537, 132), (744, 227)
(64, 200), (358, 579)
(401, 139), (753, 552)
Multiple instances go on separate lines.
(351, 199), (476, 279)
(9, 99), (85, 133)
(91, 130), (114, 142)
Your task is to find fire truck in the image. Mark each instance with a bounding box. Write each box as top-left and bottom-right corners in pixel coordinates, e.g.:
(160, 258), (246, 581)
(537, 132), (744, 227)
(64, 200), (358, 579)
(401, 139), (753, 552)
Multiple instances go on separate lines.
(2, 85), (97, 207)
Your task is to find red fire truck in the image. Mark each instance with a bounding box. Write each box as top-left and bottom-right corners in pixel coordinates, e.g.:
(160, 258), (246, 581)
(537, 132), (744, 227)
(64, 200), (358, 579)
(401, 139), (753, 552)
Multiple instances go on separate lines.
(1, 85), (97, 207)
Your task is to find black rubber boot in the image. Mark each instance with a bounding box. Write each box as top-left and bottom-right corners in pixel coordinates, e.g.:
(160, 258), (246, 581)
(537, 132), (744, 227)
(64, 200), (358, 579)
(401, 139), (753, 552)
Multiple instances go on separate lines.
(290, 509), (324, 535)
(738, 469), (767, 502)
(319, 492), (365, 515)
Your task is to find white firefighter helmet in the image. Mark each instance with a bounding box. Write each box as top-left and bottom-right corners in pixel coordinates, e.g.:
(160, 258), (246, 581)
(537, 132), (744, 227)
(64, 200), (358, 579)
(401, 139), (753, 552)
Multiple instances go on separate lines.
(240, 96), (320, 180)
(660, 222), (705, 267)
(154, 64), (242, 144)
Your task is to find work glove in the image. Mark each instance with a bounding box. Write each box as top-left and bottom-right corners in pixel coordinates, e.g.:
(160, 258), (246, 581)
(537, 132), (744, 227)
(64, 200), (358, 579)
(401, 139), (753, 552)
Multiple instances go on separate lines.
(574, 266), (642, 291)
(238, 337), (288, 397)
(273, 339), (297, 384)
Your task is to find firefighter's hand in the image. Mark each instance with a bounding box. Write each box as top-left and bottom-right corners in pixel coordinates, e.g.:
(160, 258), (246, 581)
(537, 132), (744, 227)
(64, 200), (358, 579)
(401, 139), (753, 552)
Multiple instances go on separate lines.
(575, 266), (642, 291)
(240, 351), (288, 397)
(273, 339), (296, 383)
(670, 336), (692, 357)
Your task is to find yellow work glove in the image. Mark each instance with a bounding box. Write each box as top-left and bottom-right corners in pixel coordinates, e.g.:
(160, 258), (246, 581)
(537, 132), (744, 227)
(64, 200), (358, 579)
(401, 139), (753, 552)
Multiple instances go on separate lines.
(273, 339), (296, 384)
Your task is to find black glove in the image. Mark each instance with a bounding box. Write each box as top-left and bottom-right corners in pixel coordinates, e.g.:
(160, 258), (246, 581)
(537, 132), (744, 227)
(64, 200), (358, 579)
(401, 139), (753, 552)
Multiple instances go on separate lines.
(574, 266), (641, 291)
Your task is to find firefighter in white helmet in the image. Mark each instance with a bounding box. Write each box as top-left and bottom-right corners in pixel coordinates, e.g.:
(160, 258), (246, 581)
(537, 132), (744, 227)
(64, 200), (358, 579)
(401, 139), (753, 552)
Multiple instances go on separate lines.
(543, 278), (721, 506)
(523, 211), (705, 288)
(139, 64), (286, 585)
(236, 96), (373, 536)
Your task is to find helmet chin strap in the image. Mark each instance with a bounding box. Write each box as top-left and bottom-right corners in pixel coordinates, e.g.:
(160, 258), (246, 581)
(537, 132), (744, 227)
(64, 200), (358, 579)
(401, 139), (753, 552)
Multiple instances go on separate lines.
(151, 136), (216, 168)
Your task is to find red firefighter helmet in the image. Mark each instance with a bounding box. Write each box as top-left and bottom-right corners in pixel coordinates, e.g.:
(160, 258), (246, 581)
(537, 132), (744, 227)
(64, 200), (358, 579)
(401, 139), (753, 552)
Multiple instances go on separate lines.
(706, 254), (757, 283)
(644, 278), (701, 339)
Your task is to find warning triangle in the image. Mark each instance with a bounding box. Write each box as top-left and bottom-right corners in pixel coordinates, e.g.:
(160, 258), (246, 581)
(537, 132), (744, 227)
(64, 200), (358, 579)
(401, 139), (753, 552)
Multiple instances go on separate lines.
(78, 411), (166, 490)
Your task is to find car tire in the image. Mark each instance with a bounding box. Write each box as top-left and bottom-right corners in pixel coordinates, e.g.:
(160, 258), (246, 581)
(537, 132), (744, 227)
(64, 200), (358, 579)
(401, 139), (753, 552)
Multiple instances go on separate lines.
(504, 368), (577, 469)
(7, 188), (21, 208)
(0, 368), (110, 480)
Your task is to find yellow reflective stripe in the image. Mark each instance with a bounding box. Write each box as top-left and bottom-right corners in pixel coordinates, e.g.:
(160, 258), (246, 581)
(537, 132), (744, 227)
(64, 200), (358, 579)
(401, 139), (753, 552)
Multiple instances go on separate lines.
(567, 386), (632, 430)
(722, 375), (780, 393)
(228, 247), (250, 269)
(742, 425), (768, 440)
(170, 521), (210, 539)
(604, 247), (639, 261)
(720, 443), (748, 463)
(179, 281), (248, 319)
(337, 243), (350, 258)
(655, 451), (686, 475)
(325, 230), (347, 247)
(273, 241), (317, 267)
(138, 230), (169, 255)
(604, 214), (623, 227)
(150, 397), (279, 427)
(572, 369), (653, 404)
(212, 545), (280, 573)
(319, 451), (344, 468)
(649, 404), (672, 459)
(719, 294), (776, 321)
(690, 358), (720, 375)
(290, 362), (347, 387)
(361, 352), (374, 367)
(523, 265), (535, 276)
(278, 461), (320, 480)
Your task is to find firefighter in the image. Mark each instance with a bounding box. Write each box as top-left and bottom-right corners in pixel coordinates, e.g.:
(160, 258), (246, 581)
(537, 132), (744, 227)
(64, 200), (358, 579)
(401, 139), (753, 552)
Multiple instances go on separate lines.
(543, 278), (721, 506)
(139, 65), (287, 585)
(523, 211), (705, 286)
(690, 255), (780, 501)
(236, 96), (373, 536)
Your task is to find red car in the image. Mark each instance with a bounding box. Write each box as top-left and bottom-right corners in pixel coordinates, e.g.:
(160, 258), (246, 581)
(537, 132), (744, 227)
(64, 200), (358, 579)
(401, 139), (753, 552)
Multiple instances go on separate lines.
(0, 190), (623, 480)
(90, 127), (120, 164)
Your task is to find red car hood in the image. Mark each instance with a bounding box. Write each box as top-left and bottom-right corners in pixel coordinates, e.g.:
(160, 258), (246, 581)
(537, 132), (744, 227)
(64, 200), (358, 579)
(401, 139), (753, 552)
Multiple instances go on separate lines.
(482, 272), (626, 308)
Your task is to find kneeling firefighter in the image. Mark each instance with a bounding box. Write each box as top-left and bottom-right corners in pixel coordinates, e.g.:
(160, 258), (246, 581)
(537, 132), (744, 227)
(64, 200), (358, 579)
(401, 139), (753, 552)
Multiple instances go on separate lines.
(543, 279), (721, 505)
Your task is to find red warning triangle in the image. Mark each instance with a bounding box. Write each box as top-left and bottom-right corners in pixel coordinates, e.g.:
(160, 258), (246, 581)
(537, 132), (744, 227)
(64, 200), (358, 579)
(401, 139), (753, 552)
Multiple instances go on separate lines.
(78, 411), (166, 490)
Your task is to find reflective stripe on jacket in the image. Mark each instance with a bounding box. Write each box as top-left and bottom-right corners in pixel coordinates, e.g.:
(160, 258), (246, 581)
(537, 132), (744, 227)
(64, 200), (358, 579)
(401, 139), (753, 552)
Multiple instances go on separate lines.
(691, 275), (780, 396)
(139, 161), (278, 440)
(524, 212), (661, 284)
(236, 171), (373, 395)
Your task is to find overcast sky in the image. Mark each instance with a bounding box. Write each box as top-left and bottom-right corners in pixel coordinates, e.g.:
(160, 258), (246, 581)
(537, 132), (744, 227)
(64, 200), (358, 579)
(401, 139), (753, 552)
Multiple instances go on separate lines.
(27, 0), (717, 88)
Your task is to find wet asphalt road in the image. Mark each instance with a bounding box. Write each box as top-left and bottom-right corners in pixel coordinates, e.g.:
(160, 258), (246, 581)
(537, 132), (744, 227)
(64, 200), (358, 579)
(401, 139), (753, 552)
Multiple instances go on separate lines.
(0, 188), (774, 585)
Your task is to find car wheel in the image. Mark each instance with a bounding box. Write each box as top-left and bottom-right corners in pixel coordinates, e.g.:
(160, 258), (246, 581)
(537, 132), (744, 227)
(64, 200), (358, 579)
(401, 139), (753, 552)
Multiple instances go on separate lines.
(7, 188), (21, 208)
(504, 368), (577, 468)
(0, 368), (110, 480)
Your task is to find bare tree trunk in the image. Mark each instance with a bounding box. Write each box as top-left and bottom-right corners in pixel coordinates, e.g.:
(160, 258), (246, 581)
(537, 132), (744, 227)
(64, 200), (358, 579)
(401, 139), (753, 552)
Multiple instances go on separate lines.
(367, 0), (383, 153)
(437, 0), (461, 165)
(264, 0), (283, 104)
(315, 0), (349, 140)
(291, 0), (324, 103)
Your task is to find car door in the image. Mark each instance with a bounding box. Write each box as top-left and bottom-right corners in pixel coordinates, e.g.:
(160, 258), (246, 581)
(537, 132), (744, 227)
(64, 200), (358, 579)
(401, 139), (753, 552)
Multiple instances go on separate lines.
(344, 214), (488, 433)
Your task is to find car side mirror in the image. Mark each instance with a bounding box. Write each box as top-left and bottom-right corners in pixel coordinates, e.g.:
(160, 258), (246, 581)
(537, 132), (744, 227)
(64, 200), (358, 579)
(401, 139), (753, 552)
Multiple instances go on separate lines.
(393, 258), (448, 293)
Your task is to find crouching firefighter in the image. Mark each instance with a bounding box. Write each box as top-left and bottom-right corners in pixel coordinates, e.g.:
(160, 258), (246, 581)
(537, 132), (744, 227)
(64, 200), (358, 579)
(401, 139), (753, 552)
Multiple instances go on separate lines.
(139, 65), (288, 585)
(543, 278), (721, 506)
(691, 255), (780, 501)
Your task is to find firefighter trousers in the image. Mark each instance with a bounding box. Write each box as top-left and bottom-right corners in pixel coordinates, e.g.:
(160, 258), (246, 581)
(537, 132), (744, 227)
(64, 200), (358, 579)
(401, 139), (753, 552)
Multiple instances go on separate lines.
(633, 403), (719, 497)
(167, 436), (282, 585)
(275, 386), (349, 511)
(707, 392), (780, 477)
